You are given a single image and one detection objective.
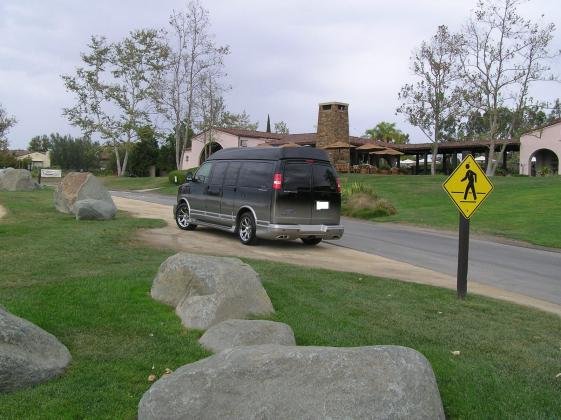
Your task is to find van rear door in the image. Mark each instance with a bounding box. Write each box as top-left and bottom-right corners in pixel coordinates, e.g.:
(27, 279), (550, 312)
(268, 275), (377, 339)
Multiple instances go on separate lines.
(311, 163), (340, 225)
(275, 161), (313, 224)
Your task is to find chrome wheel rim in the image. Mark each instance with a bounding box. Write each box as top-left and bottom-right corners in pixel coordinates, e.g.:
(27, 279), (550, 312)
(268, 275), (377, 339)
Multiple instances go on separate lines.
(177, 206), (190, 228)
(239, 217), (252, 242)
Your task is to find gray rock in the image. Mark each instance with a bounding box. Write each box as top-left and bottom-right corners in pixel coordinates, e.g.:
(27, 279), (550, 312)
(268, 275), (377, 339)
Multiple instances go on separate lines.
(138, 344), (445, 420)
(151, 253), (274, 330)
(0, 307), (71, 393)
(0, 168), (39, 191)
(53, 172), (116, 219)
(199, 319), (296, 353)
(74, 198), (116, 220)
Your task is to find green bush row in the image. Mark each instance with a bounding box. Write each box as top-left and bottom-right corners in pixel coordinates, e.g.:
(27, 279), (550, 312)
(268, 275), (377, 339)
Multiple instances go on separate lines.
(168, 168), (198, 185)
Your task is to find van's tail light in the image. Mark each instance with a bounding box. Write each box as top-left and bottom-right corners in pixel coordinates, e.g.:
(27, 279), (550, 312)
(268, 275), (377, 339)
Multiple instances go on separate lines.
(336, 178), (341, 193)
(273, 172), (283, 190)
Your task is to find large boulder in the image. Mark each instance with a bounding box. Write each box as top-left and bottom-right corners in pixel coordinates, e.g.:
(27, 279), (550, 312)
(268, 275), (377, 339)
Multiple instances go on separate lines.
(74, 198), (117, 220)
(53, 172), (116, 219)
(0, 168), (39, 191)
(151, 253), (274, 330)
(199, 319), (296, 353)
(0, 307), (71, 393)
(138, 345), (445, 420)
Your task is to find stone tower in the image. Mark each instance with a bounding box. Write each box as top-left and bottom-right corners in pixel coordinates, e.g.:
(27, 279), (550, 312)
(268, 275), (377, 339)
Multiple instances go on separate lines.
(316, 102), (350, 163)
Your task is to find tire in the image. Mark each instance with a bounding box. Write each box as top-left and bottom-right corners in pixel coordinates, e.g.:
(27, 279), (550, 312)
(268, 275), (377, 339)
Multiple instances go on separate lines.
(237, 212), (257, 245)
(175, 202), (197, 231)
(301, 237), (322, 246)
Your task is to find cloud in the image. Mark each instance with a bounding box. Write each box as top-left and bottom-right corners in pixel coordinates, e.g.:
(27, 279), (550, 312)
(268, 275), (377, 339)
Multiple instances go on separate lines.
(0, 0), (559, 148)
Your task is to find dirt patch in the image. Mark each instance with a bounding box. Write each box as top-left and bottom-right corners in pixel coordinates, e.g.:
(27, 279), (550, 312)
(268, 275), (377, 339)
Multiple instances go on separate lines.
(113, 196), (561, 317)
(0, 204), (6, 219)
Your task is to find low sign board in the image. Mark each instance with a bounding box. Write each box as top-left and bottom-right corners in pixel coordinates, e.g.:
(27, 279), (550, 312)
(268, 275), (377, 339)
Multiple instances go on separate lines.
(40, 169), (62, 178)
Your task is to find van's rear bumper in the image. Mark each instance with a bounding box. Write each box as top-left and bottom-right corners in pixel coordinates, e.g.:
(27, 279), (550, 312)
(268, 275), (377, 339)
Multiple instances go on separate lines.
(257, 224), (344, 240)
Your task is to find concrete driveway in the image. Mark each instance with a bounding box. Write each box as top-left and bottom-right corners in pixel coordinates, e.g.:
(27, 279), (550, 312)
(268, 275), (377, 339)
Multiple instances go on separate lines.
(112, 193), (561, 317)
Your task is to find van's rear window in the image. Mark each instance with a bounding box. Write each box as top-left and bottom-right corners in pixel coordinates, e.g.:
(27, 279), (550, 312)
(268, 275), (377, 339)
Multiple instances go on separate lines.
(313, 164), (338, 192)
(283, 163), (311, 191)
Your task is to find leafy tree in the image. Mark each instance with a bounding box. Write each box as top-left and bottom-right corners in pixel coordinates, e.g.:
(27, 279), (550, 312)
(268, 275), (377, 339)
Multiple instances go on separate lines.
(128, 126), (159, 176)
(364, 122), (409, 144)
(63, 30), (168, 176)
(274, 121), (289, 134)
(548, 99), (561, 122)
(50, 134), (100, 171)
(28, 134), (53, 153)
(0, 103), (17, 151)
(217, 110), (259, 130)
(158, 133), (178, 173)
(459, 0), (558, 175)
(397, 25), (465, 175)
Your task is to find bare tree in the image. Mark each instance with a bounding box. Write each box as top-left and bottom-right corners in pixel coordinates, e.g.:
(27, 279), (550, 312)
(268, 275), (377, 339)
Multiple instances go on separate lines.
(397, 25), (465, 175)
(157, 1), (229, 169)
(459, 0), (559, 175)
(196, 65), (229, 160)
(0, 103), (17, 150)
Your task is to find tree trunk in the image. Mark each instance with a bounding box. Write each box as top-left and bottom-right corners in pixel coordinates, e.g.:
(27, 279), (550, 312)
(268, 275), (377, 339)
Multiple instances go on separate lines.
(120, 148), (129, 177)
(175, 125), (182, 170)
(431, 143), (438, 175)
(113, 143), (122, 176)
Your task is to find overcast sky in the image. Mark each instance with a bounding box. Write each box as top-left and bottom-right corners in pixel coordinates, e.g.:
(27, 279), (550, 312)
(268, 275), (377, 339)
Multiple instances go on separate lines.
(1, 0), (560, 149)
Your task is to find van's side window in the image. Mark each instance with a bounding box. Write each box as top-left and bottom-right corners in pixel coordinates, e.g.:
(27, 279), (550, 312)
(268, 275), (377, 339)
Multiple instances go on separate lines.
(238, 162), (274, 189)
(195, 162), (212, 183)
(283, 163), (311, 191)
(209, 161), (228, 186)
(224, 162), (241, 186)
(313, 164), (337, 192)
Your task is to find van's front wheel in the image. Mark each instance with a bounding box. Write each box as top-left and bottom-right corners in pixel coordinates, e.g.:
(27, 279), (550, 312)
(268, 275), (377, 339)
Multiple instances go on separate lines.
(238, 212), (257, 245)
(175, 203), (197, 230)
(301, 237), (322, 246)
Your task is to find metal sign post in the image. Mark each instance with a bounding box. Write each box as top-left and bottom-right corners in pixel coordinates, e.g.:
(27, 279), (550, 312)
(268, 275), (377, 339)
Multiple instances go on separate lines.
(442, 155), (493, 299)
(456, 213), (470, 299)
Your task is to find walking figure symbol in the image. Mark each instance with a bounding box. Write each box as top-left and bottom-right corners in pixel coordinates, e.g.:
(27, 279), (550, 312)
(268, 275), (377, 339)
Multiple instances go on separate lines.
(461, 164), (477, 200)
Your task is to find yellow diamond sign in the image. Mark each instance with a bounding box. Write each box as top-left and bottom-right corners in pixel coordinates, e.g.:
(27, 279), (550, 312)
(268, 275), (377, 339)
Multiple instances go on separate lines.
(442, 155), (494, 219)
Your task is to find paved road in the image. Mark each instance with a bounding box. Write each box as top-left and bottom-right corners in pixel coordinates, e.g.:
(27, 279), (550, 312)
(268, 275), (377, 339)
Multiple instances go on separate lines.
(111, 190), (561, 306)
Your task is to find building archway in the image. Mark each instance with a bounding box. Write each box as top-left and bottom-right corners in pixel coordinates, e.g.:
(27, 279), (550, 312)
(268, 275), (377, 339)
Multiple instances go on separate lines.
(529, 148), (559, 176)
(199, 142), (223, 165)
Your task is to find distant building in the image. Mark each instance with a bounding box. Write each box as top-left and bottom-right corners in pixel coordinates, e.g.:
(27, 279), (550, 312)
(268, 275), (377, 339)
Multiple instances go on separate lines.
(519, 119), (561, 175)
(180, 102), (366, 170)
(10, 150), (51, 169)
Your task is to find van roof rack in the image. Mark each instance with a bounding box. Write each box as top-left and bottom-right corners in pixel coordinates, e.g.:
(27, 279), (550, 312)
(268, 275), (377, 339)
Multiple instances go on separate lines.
(207, 147), (330, 161)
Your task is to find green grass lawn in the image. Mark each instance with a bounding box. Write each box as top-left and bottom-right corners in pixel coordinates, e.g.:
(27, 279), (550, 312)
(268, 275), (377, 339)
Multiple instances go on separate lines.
(0, 190), (560, 418)
(100, 175), (178, 196)
(341, 174), (561, 248)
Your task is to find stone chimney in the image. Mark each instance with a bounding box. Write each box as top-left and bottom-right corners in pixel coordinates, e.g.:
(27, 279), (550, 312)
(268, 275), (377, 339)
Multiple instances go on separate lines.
(316, 102), (350, 163)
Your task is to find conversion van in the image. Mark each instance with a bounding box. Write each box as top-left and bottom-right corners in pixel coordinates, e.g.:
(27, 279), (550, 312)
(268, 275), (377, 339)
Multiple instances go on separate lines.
(174, 147), (344, 245)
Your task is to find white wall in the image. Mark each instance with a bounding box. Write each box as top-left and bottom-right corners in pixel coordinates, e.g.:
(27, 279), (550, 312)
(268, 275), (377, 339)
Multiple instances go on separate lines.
(520, 122), (561, 175)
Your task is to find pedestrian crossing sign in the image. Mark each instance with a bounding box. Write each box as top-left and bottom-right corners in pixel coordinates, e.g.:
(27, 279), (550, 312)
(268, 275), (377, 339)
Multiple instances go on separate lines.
(442, 154), (494, 219)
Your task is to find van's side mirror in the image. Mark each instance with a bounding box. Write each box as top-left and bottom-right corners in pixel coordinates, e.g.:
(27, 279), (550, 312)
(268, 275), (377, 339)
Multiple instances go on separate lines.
(185, 174), (194, 183)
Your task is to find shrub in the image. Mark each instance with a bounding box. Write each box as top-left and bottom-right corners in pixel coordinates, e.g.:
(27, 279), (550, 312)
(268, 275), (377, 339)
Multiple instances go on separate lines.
(341, 182), (397, 218)
(168, 170), (189, 185)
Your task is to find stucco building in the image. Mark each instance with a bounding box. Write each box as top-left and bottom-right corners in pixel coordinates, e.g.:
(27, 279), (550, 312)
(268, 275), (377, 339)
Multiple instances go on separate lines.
(519, 119), (561, 175)
(180, 102), (358, 170)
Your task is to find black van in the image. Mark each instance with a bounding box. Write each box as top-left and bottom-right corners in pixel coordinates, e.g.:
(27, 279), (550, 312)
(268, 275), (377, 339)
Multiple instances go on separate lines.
(174, 147), (344, 245)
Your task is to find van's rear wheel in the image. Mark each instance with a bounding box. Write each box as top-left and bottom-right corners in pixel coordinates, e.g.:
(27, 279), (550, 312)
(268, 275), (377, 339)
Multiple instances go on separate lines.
(301, 237), (322, 246)
(238, 212), (257, 245)
(175, 203), (197, 230)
